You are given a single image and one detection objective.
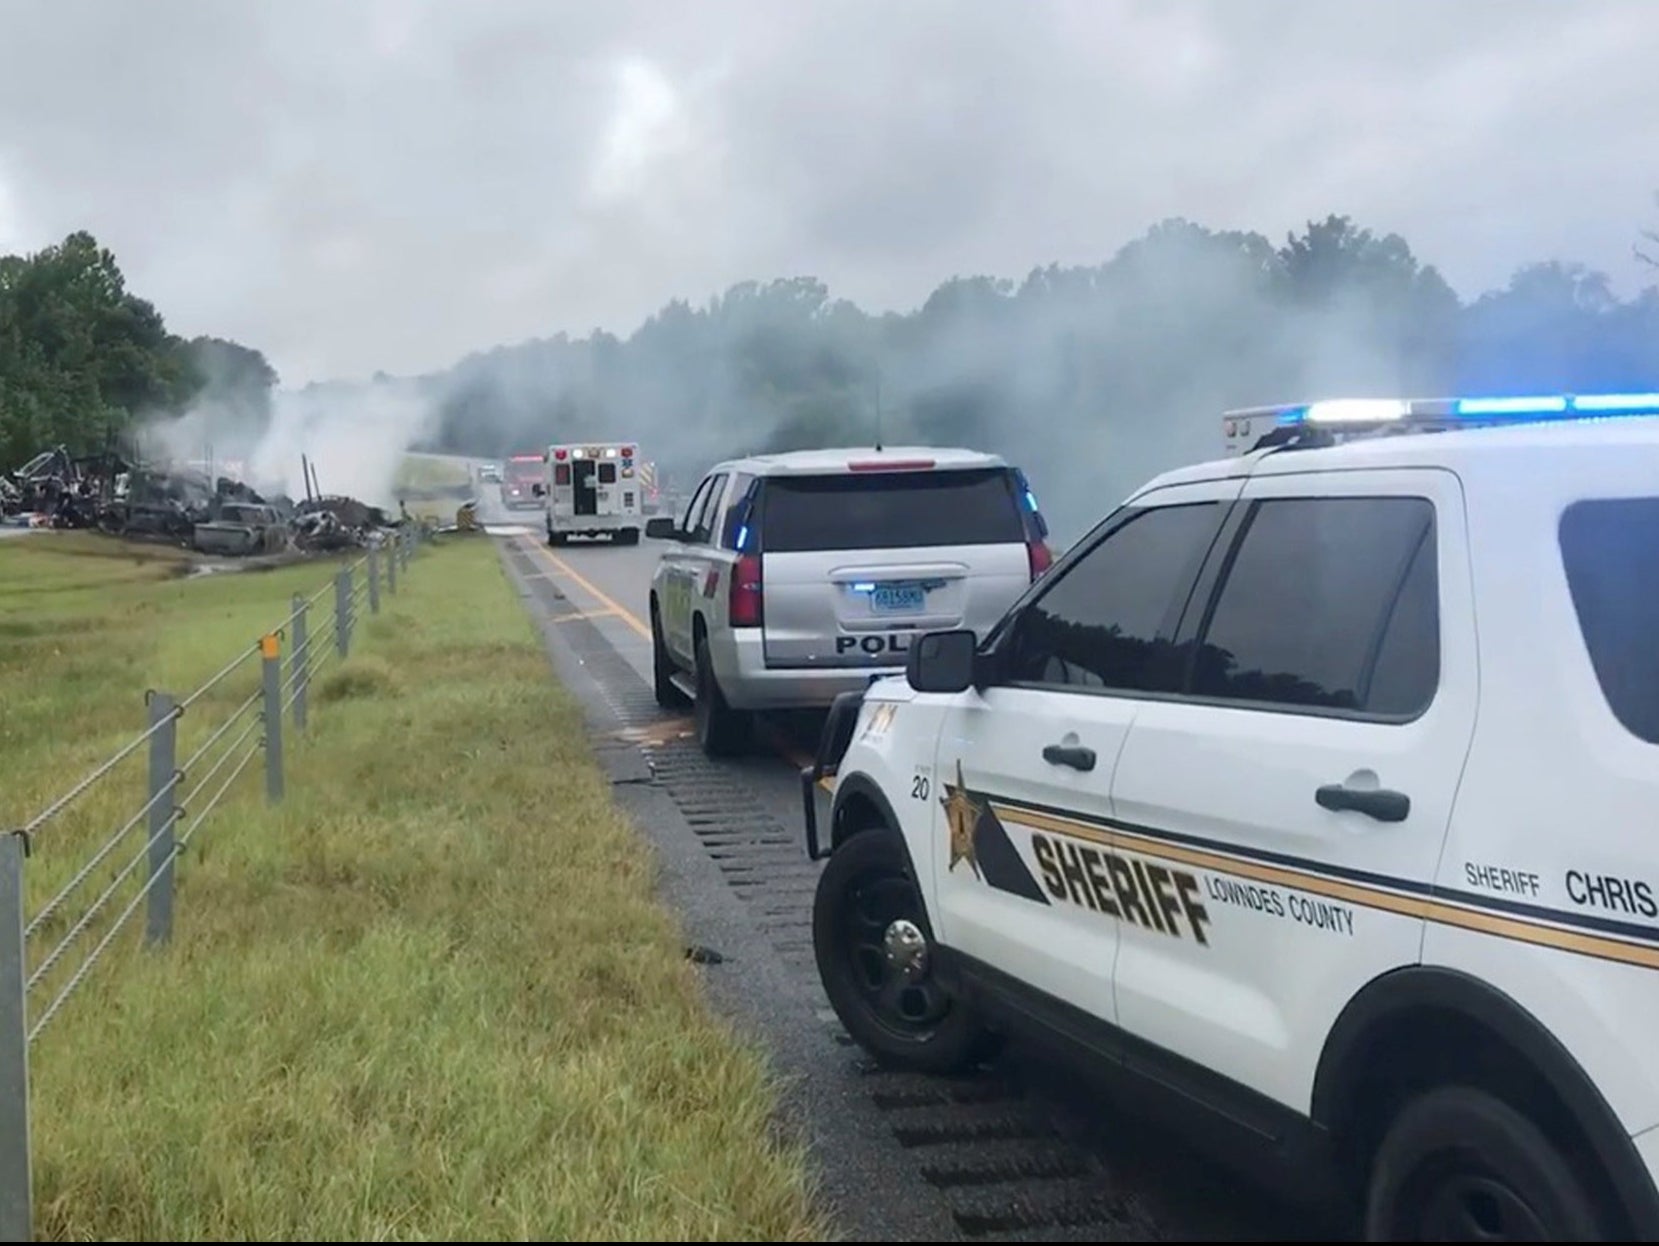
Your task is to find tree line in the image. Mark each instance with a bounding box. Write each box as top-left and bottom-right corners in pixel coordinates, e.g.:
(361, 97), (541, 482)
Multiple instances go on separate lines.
(7, 215), (1656, 540)
(417, 213), (1659, 536)
(0, 230), (277, 473)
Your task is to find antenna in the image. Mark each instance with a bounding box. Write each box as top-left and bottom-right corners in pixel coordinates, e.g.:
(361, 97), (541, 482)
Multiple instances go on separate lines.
(873, 371), (883, 452)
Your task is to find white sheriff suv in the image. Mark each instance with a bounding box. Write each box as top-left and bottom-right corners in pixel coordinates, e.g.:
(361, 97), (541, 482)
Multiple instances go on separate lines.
(802, 394), (1659, 1242)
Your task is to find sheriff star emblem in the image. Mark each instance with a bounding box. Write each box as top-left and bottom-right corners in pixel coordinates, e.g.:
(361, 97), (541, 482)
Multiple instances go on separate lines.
(940, 759), (982, 878)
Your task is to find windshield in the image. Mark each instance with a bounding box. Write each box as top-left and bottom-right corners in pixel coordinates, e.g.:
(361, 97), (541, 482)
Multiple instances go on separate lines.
(504, 459), (542, 483)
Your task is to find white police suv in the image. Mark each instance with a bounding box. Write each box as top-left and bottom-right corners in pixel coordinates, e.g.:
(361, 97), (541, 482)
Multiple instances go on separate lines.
(645, 446), (1052, 758)
(801, 393), (1659, 1241)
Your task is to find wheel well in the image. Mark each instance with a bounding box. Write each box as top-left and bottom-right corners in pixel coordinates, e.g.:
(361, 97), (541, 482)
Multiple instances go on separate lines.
(832, 789), (889, 850)
(1326, 1004), (1630, 1236)
(692, 613), (707, 646)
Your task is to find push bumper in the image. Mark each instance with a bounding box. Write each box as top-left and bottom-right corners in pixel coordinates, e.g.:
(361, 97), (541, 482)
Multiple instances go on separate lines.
(800, 688), (866, 861)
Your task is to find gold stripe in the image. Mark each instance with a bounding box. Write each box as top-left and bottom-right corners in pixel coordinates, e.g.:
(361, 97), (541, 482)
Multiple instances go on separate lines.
(989, 802), (1659, 972)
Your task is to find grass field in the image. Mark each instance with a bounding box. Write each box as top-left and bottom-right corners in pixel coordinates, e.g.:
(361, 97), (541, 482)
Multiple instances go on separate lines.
(393, 453), (473, 497)
(0, 532), (826, 1241)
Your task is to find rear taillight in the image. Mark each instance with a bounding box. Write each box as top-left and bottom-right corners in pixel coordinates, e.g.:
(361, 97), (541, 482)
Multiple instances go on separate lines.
(730, 553), (763, 627)
(1027, 540), (1053, 582)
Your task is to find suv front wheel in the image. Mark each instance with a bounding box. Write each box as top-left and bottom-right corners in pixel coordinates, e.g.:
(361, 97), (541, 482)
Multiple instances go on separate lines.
(812, 828), (998, 1075)
(1364, 1085), (1606, 1241)
(650, 602), (687, 710)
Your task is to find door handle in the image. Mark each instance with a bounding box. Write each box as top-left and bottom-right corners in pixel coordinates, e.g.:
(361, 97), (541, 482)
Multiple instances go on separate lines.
(1315, 783), (1410, 823)
(1042, 743), (1096, 772)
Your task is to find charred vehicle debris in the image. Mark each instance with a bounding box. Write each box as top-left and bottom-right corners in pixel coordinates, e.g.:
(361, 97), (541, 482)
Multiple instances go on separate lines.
(1, 445), (415, 556)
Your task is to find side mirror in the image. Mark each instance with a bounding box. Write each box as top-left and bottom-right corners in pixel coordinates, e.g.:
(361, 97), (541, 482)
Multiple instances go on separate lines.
(644, 517), (678, 541)
(906, 629), (978, 694)
(531, 483), (546, 497)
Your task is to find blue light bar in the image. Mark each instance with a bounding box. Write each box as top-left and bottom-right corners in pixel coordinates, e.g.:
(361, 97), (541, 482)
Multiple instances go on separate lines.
(1570, 393), (1659, 412)
(1455, 396), (1568, 416)
(1232, 391), (1659, 449)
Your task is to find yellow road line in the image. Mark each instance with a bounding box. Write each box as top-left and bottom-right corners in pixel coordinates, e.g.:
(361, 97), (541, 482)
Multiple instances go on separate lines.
(524, 538), (650, 640)
(521, 536), (833, 794)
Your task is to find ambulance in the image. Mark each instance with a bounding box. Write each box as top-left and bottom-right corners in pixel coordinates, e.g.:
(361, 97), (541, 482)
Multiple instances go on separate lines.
(538, 441), (644, 545)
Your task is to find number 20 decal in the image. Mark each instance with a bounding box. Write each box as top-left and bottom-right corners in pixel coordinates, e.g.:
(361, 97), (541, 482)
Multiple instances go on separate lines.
(911, 775), (930, 801)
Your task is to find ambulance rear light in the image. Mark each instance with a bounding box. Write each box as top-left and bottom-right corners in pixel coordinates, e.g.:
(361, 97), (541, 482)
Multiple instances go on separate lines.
(848, 458), (935, 472)
(553, 448), (568, 461)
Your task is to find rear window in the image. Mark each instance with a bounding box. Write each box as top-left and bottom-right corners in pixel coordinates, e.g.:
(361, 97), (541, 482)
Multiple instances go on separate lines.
(758, 467), (1025, 553)
(1559, 497), (1659, 744)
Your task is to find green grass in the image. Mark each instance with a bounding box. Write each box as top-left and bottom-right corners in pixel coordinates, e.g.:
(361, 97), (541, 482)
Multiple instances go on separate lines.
(0, 533), (828, 1241)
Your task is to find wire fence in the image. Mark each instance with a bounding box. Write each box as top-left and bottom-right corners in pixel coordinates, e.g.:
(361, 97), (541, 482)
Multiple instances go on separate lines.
(0, 525), (425, 1242)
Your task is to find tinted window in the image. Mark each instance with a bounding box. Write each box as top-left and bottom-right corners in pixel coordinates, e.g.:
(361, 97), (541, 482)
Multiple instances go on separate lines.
(1559, 497), (1659, 744)
(759, 467), (1024, 553)
(1191, 496), (1437, 715)
(678, 475), (716, 532)
(688, 473), (728, 543)
(598, 461), (618, 484)
(720, 472), (757, 549)
(1005, 502), (1221, 692)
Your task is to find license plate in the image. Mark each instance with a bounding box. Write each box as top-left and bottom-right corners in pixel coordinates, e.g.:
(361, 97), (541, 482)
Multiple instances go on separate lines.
(871, 583), (926, 613)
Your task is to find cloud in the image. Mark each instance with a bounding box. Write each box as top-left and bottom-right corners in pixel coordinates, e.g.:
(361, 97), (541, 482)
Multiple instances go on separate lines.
(0, 0), (1655, 384)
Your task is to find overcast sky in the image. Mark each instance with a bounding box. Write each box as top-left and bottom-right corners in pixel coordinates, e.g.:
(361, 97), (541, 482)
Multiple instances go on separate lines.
(2, 0), (1657, 387)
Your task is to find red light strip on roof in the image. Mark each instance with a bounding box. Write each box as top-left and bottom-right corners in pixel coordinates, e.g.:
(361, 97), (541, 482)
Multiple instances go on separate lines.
(848, 458), (935, 472)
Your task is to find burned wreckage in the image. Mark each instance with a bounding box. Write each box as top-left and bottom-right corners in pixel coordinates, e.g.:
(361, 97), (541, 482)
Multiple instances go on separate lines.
(1, 445), (407, 555)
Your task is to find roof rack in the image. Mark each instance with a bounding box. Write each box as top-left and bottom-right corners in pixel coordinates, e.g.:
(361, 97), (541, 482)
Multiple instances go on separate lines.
(1221, 393), (1659, 457)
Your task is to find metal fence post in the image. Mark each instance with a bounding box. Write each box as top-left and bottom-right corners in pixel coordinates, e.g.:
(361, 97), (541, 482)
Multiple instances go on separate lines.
(367, 548), (381, 615)
(289, 595), (308, 733)
(261, 634), (284, 805)
(385, 536), (398, 596)
(0, 831), (31, 1243)
(335, 569), (351, 658)
(144, 691), (177, 948)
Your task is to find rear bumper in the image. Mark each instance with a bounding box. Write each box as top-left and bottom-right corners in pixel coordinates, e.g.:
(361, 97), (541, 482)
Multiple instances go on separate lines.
(549, 516), (639, 537)
(550, 513), (636, 529)
(710, 628), (902, 711)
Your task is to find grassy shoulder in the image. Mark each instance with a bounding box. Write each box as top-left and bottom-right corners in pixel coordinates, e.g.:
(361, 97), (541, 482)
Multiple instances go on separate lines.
(1, 533), (827, 1241)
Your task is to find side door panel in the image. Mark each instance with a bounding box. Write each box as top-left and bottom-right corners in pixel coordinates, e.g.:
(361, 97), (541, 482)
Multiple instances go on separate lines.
(681, 472), (729, 642)
(1108, 467), (1477, 1113)
(663, 474), (716, 662)
(927, 479), (1245, 1026)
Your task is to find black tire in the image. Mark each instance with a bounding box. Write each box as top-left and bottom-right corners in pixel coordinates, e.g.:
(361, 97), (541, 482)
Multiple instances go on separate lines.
(692, 633), (750, 756)
(1364, 1085), (1607, 1242)
(547, 528), (567, 547)
(616, 527), (640, 546)
(651, 601), (688, 709)
(813, 828), (998, 1075)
